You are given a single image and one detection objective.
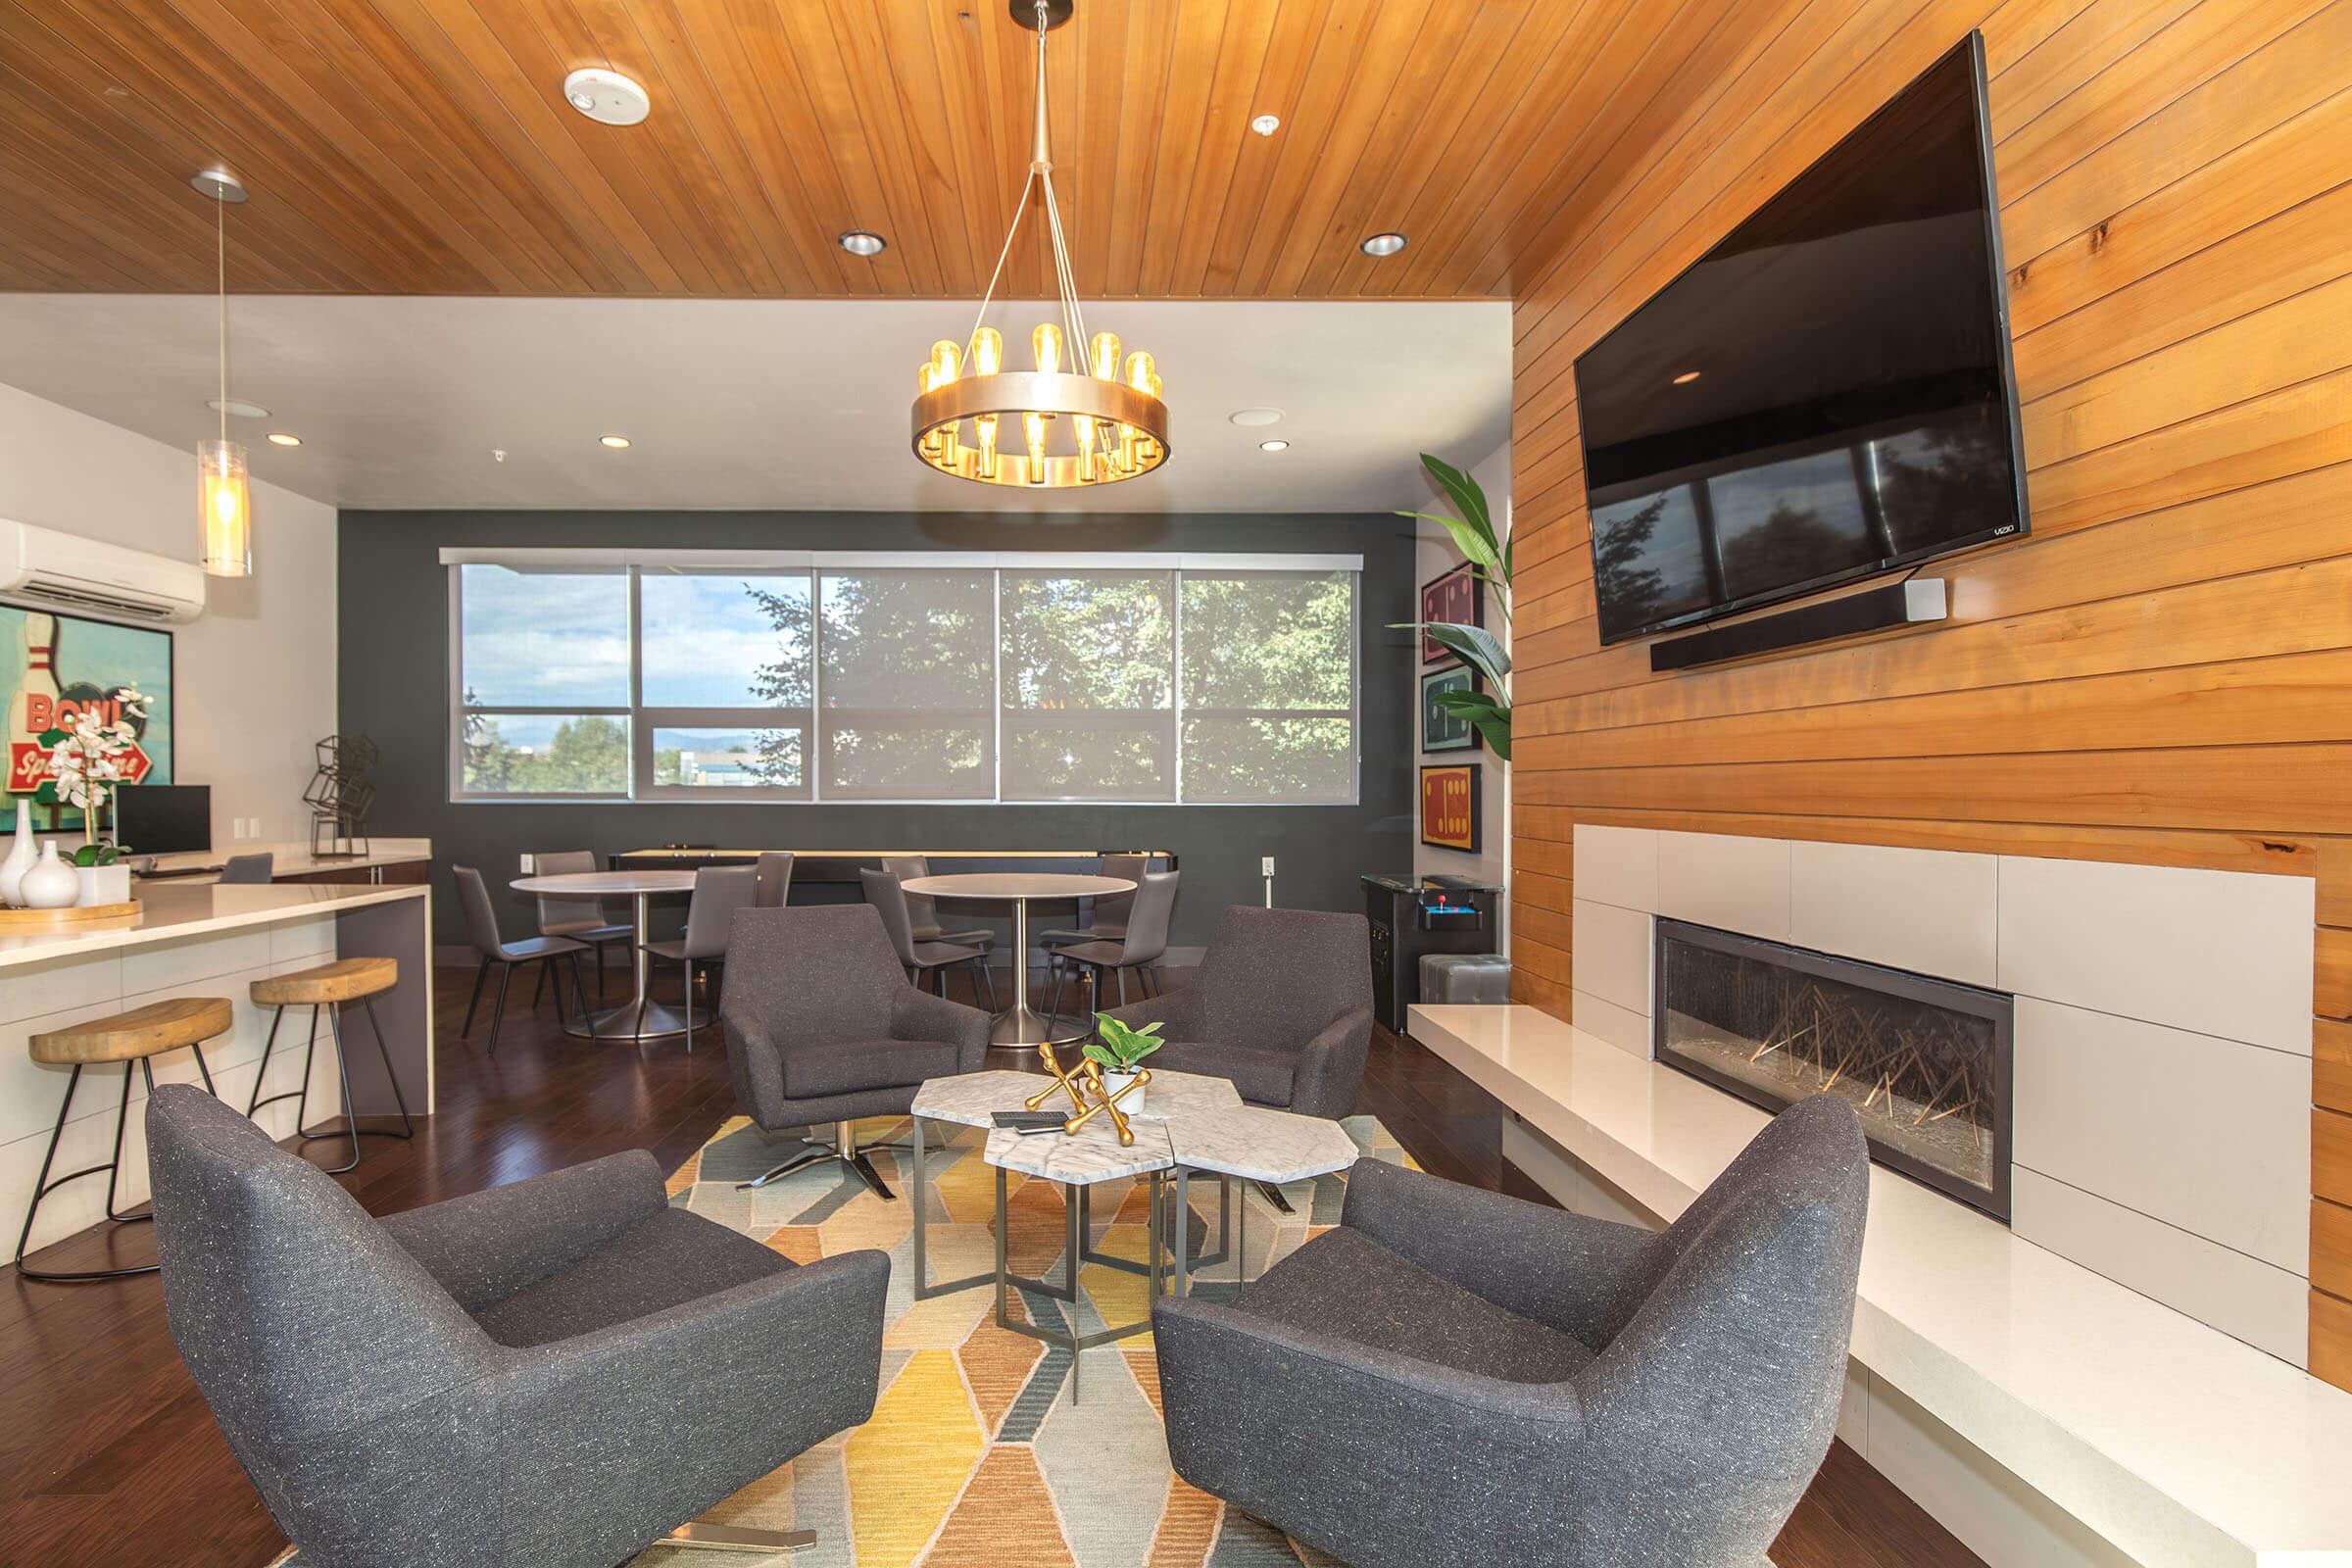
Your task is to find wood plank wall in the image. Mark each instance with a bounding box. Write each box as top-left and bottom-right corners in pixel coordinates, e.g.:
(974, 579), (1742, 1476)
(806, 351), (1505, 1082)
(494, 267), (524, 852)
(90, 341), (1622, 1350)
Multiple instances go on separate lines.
(1502, 0), (2352, 1388)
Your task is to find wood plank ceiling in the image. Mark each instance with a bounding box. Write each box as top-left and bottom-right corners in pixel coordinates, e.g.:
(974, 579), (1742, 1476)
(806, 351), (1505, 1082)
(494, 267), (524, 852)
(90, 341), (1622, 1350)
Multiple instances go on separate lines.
(0, 0), (1785, 299)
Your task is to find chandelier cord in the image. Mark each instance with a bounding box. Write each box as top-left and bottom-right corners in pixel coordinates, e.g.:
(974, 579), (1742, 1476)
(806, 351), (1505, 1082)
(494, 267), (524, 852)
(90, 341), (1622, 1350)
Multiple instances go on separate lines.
(961, 169), (1033, 368)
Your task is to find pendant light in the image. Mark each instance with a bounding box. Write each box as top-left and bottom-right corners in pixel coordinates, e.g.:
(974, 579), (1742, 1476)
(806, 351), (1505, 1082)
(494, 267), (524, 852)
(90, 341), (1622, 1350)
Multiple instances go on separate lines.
(910, 0), (1169, 488)
(193, 169), (252, 578)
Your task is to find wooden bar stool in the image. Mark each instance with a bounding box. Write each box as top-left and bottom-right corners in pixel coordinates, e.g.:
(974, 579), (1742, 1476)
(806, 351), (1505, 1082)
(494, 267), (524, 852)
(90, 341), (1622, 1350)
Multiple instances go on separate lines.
(247, 956), (414, 1175)
(16, 996), (232, 1282)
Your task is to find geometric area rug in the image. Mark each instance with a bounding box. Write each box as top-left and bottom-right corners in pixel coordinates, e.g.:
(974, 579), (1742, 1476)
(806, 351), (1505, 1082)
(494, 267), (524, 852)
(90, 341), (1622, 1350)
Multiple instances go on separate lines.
(629, 1110), (1421, 1568)
(276, 1110), (1419, 1568)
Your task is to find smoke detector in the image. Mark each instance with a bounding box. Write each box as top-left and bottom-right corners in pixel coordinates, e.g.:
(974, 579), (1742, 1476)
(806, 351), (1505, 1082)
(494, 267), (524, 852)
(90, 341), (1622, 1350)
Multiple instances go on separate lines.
(563, 69), (650, 126)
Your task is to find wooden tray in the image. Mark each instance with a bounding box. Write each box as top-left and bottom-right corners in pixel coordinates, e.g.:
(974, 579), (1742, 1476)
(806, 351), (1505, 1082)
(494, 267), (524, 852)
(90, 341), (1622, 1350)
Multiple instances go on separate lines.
(0, 899), (142, 929)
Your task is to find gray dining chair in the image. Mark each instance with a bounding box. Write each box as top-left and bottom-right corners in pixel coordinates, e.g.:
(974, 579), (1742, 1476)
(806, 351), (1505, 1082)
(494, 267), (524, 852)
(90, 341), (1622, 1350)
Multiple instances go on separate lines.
(861, 869), (997, 1009)
(532, 850), (631, 1004)
(641, 864), (759, 1044)
(1048, 869), (1178, 1019)
(755, 850), (795, 907)
(1152, 1096), (1871, 1568)
(453, 865), (591, 1054)
(146, 1083), (888, 1566)
(217, 853), (273, 884)
(880, 855), (994, 952)
(1037, 852), (1151, 950)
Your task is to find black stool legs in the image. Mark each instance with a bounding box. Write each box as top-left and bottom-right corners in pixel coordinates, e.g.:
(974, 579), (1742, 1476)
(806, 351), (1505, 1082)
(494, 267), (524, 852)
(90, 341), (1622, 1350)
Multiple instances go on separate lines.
(249, 999), (416, 1175)
(15, 1048), (217, 1283)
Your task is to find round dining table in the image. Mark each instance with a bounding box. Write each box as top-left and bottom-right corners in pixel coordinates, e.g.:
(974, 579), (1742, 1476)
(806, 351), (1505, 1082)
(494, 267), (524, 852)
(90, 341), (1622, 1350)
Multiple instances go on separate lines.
(509, 868), (697, 1043)
(902, 871), (1136, 1047)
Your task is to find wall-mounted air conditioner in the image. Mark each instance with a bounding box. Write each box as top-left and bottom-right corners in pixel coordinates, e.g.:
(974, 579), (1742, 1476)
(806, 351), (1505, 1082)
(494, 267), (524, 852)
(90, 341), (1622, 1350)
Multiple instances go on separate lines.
(0, 519), (207, 624)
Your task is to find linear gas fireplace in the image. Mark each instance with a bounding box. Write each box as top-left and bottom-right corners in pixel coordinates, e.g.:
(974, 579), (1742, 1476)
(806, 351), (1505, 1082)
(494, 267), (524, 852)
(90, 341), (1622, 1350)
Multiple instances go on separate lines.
(1653, 919), (2013, 1221)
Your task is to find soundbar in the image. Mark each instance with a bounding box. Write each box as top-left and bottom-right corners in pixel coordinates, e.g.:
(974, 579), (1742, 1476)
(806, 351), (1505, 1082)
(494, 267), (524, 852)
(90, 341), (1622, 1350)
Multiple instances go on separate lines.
(1649, 579), (1947, 672)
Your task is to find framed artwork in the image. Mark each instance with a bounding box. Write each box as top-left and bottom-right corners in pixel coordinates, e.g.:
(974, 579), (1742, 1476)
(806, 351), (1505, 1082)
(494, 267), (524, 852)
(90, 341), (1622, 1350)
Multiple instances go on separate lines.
(1420, 665), (1483, 754)
(1418, 562), (1482, 664)
(0, 605), (173, 830)
(1419, 762), (1481, 853)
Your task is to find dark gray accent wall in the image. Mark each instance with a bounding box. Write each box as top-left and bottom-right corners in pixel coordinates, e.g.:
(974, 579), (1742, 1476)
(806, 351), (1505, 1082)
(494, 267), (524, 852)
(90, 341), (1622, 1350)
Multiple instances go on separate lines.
(338, 509), (1413, 947)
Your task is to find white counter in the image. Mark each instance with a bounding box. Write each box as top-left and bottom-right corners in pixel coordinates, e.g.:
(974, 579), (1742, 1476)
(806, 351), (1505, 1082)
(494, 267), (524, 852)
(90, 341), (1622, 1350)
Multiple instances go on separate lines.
(4, 882), (433, 1262)
(138, 836), (432, 881)
(1409, 1002), (2352, 1568)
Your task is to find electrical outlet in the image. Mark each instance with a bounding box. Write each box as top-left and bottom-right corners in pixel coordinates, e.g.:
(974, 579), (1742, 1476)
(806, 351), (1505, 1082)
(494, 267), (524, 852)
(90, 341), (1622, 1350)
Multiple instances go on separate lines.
(519, 853), (537, 874)
(1261, 857), (1276, 877)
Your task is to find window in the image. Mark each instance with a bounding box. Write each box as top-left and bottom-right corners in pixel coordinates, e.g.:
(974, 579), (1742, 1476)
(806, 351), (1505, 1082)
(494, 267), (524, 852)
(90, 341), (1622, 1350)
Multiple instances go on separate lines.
(1001, 568), (1174, 802)
(819, 567), (996, 801)
(455, 565), (629, 797)
(1178, 569), (1356, 804)
(446, 552), (1358, 805)
(636, 569), (810, 798)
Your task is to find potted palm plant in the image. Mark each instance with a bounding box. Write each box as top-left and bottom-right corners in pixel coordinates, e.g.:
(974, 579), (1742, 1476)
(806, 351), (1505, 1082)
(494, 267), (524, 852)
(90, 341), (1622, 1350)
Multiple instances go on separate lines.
(1085, 1013), (1164, 1113)
(1396, 453), (1513, 758)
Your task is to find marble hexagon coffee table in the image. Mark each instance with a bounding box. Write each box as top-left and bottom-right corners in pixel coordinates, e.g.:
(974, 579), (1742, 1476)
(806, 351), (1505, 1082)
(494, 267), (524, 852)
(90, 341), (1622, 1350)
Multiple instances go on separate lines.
(1162, 1104), (1361, 1298)
(981, 1114), (1174, 1401)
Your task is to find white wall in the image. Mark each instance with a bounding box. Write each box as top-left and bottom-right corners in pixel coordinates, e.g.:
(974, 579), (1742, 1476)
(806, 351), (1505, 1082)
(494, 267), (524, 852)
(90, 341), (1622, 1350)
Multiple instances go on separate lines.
(0, 381), (337, 848)
(1410, 432), (1509, 914)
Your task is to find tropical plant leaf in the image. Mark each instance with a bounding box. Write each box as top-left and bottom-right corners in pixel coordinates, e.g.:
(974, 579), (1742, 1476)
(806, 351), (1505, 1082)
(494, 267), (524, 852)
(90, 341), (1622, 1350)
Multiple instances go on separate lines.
(1470, 710), (1512, 760)
(72, 845), (99, 866)
(1081, 1041), (1118, 1071)
(1423, 621), (1511, 680)
(1421, 453), (1495, 562)
(1398, 511), (1503, 578)
(1430, 689), (1503, 717)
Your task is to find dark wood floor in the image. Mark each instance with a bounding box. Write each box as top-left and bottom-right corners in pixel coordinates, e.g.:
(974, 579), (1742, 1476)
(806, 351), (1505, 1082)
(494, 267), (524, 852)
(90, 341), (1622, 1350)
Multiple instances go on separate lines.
(1, 963), (1981, 1568)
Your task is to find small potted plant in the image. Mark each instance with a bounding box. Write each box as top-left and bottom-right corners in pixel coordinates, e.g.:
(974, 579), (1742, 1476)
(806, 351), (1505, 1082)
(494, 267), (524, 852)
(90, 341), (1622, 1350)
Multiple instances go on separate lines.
(36, 684), (146, 907)
(1085, 1012), (1164, 1113)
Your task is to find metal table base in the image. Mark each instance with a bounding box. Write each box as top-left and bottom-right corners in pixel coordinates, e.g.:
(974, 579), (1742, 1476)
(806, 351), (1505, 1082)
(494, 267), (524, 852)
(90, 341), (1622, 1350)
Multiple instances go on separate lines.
(992, 1164), (1164, 1402)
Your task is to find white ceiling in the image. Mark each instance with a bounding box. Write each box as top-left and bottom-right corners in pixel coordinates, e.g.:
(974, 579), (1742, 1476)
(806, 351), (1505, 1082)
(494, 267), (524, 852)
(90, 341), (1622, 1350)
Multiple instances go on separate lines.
(0, 295), (1509, 514)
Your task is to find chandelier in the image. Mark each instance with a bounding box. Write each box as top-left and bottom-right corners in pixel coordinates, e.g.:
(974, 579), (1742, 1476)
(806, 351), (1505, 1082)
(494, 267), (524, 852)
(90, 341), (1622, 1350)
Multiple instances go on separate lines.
(911, 0), (1168, 489)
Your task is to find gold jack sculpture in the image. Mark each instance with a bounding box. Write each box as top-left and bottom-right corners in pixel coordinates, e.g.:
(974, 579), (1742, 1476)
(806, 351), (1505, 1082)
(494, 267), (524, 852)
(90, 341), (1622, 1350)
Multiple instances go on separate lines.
(1023, 1040), (1152, 1147)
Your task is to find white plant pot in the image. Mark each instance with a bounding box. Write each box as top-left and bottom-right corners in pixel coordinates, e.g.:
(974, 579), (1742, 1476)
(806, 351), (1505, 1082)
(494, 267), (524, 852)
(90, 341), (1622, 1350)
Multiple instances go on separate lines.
(1101, 1069), (1146, 1114)
(19, 843), (79, 909)
(74, 863), (130, 907)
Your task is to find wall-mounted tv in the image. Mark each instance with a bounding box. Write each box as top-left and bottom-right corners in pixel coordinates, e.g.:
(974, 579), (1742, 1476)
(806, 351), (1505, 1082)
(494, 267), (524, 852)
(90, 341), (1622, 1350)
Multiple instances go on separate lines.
(1574, 32), (2028, 647)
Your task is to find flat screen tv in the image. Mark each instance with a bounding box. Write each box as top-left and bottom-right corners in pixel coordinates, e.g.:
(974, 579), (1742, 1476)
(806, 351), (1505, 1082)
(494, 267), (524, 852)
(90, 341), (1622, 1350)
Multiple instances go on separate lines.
(1574, 33), (2028, 647)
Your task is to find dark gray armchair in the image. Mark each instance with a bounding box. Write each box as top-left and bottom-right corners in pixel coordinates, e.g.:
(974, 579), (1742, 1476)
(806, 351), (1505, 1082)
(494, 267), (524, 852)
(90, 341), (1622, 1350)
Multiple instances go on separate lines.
(1103, 904), (1373, 1119)
(145, 1084), (888, 1568)
(720, 904), (992, 1200)
(1152, 1095), (1870, 1568)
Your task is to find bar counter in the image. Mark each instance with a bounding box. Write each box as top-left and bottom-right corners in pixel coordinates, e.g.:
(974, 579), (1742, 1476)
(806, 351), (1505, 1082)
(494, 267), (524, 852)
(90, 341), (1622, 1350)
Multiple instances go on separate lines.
(2, 880), (433, 1260)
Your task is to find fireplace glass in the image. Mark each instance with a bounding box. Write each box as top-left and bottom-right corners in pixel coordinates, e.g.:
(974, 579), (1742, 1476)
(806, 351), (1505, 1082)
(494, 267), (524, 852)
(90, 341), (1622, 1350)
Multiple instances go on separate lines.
(1653, 919), (2012, 1221)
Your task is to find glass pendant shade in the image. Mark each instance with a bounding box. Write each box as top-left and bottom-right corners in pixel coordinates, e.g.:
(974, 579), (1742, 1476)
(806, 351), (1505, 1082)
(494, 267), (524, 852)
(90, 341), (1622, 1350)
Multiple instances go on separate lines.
(197, 438), (252, 577)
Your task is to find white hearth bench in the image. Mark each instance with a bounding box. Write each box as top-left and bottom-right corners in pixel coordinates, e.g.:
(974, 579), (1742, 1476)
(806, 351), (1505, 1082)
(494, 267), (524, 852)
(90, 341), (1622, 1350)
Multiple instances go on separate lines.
(1410, 1001), (2352, 1568)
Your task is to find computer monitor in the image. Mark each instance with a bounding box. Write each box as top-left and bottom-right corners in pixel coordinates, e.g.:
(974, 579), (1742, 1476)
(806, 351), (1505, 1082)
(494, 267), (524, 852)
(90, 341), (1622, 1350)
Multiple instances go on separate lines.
(114, 784), (211, 857)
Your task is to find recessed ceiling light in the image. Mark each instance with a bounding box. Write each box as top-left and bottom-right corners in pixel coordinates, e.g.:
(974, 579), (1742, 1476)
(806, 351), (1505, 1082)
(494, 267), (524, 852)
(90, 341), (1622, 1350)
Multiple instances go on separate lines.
(206, 397), (269, 418)
(1672, 369), (1702, 385)
(1227, 408), (1284, 428)
(1250, 114), (1280, 136)
(1359, 231), (1407, 258)
(562, 68), (651, 126)
(600, 434), (632, 449)
(838, 229), (887, 257)
(266, 431), (302, 447)
(1259, 439), (1290, 453)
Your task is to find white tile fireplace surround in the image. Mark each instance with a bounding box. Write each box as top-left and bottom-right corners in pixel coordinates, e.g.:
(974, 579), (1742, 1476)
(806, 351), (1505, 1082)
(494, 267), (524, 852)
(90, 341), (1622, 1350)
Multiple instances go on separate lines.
(1570, 825), (2316, 1368)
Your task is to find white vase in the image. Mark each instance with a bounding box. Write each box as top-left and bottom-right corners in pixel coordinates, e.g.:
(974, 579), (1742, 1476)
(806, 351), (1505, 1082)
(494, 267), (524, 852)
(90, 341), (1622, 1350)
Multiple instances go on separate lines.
(0, 800), (34, 906)
(1101, 1069), (1146, 1114)
(74, 862), (130, 907)
(20, 843), (79, 909)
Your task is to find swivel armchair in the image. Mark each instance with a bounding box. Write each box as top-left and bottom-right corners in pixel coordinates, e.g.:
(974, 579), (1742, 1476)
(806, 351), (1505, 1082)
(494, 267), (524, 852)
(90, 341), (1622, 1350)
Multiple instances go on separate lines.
(1152, 1096), (1870, 1568)
(1102, 904), (1373, 1120)
(719, 904), (992, 1200)
(146, 1085), (889, 1568)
